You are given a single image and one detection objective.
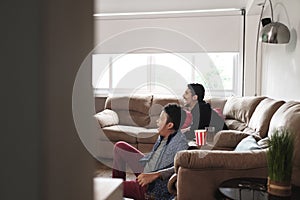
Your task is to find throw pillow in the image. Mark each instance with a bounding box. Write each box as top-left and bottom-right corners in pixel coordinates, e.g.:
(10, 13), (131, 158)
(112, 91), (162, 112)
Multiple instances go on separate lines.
(94, 109), (119, 128)
(234, 135), (261, 151)
(257, 137), (270, 149)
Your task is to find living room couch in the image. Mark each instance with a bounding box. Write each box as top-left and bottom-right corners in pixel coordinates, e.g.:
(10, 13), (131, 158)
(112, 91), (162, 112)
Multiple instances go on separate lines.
(168, 96), (300, 200)
(95, 95), (300, 199)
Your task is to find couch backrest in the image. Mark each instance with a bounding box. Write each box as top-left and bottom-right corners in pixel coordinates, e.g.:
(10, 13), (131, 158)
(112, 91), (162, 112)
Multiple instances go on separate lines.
(104, 95), (182, 128)
(243, 98), (285, 138)
(205, 97), (227, 111)
(223, 96), (266, 131)
(105, 95), (152, 127)
(267, 101), (300, 186)
(147, 96), (182, 128)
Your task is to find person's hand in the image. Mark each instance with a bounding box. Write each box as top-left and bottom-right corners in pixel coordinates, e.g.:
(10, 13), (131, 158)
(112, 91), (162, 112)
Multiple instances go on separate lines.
(137, 172), (160, 187)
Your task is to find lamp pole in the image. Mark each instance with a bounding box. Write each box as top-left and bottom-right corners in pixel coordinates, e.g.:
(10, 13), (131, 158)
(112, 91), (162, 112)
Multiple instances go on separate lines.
(255, 0), (267, 96)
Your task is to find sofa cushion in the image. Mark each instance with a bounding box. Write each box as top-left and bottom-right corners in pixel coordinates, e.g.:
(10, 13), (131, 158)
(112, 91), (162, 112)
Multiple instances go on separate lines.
(243, 98), (284, 138)
(234, 135), (261, 151)
(257, 137), (270, 149)
(224, 119), (248, 131)
(104, 95), (153, 127)
(94, 109), (119, 128)
(102, 125), (149, 143)
(214, 130), (253, 149)
(105, 95), (152, 114)
(223, 96), (266, 126)
(151, 96), (182, 115)
(117, 110), (150, 127)
(147, 96), (182, 128)
(205, 97), (227, 111)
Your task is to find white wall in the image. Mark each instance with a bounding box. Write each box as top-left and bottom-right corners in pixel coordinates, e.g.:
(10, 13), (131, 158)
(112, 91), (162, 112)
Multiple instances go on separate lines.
(244, 14), (260, 96)
(260, 0), (300, 101)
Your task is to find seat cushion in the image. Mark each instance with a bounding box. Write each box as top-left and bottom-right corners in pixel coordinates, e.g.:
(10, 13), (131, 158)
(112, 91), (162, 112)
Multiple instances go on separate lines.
(102, 125), (148, 143)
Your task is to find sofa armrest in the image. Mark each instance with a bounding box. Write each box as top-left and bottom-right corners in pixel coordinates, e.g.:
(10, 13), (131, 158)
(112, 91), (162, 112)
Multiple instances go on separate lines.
(167, 173), (177, 195)
(174, 149), (267, 172)
(94, 109), (119, 128)
(213, 130), (261, 149)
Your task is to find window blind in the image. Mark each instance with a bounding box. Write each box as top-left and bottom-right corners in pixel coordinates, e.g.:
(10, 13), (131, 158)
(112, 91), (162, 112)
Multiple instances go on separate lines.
(94, 10), (243, 53)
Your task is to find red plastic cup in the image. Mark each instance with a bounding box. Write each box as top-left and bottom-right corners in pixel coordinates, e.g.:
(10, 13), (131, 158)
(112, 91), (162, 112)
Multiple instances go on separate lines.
(194, 129), (207, 146)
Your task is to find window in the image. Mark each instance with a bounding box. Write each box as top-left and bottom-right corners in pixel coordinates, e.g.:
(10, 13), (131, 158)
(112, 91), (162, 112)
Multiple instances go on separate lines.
(92, 52), (239, 97)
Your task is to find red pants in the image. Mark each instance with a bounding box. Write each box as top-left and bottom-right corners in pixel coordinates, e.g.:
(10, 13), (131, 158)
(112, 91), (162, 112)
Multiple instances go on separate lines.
(112, 141), (147, 200)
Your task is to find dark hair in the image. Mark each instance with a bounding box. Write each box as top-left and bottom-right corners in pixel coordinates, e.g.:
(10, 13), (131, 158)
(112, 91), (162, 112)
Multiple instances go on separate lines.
(163, 103), (186, 131)
(187, 83), (205, 101)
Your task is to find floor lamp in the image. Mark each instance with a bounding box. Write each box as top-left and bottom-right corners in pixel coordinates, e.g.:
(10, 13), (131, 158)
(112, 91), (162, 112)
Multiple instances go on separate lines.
(255, 0), (290, 96)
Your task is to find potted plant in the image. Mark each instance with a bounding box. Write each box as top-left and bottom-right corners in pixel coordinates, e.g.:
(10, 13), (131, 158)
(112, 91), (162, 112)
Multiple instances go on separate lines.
(267, 128), (294, 197)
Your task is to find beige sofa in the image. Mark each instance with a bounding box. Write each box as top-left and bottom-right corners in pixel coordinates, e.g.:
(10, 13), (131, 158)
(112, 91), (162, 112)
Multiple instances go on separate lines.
(168, 96), (300, 200)
(94, 95), (182, 158)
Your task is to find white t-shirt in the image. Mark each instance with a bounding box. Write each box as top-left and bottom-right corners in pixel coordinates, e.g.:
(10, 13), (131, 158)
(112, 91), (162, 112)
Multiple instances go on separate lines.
(143, 139), (167, 173)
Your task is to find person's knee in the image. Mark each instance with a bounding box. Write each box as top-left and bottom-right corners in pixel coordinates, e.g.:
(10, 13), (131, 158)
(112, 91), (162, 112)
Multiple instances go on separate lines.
(114, 141), (129, 152)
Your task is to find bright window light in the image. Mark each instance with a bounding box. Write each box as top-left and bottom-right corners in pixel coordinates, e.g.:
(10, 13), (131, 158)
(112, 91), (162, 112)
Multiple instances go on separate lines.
(92, 52), (240, 97)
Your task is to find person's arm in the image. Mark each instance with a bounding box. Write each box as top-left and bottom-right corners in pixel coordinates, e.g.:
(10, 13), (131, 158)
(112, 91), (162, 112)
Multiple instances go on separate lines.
(185, 106), (199, 140)
(137, 172), (160, 187)
(181, 127), (190, 133)
(137, 166), (175, 186)
(158, 166), (175, 180)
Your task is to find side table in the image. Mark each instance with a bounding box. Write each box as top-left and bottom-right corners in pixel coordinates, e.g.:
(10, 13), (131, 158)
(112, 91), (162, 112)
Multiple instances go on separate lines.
(218, 178), (300, 200)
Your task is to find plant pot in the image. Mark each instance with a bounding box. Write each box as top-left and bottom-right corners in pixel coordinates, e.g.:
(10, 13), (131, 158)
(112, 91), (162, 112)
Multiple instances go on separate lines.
(267, 177), (292, 197)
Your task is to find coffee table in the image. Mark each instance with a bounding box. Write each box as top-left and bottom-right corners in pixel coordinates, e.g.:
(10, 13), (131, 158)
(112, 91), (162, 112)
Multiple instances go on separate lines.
(218, 178), (300, 200)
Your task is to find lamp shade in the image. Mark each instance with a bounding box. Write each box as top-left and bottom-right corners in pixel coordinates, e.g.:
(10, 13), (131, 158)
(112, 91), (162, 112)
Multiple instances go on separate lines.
(260, 21), (290, 44)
